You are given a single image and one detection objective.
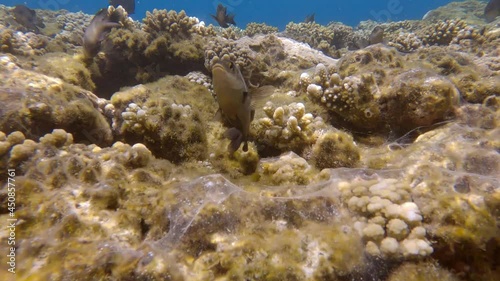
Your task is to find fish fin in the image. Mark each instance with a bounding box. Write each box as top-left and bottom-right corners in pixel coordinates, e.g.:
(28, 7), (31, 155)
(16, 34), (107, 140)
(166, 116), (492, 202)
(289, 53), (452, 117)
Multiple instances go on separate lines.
(242, 91), (249, 103)
(250, 85), (275, 110)
(103, 22), (122, 29)
(227, 14), (236, 25)
(224, 128), (243, 153)
(214, 108), (223, 121)
(210, 14), (218, 21)
(217, 4), (225, 13)
(95, 8), (108, 17)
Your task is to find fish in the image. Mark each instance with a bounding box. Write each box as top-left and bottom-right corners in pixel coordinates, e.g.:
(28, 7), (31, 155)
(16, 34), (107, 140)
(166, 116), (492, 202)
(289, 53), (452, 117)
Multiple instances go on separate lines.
(11, 5), (45, 33)
(368, 26), (384, 45)
(211, 59), (254, 153)
(355, 26), (385, 49)
(484, 0), (500, 22)
(109, 0), (135, 14)
(211, 4), (236, 28)
(304, 13), (315, 23)
(83, 8), (122, 58)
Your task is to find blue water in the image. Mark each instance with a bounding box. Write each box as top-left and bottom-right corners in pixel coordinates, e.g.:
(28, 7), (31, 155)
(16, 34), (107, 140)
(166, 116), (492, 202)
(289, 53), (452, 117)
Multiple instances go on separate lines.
(2, 0), (470, 28)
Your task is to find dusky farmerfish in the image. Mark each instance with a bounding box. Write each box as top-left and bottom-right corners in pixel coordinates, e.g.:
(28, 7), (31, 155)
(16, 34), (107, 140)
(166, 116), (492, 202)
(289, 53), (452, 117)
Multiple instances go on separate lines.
(485, 0), (500, 22)
(109, 0), (135, 14)
(304, 13), (315, 23)
(11, 5), (45, 33)
(211, 59), (254, 153)
(211, 4), (236, 28)
(83, 8), (122, 58)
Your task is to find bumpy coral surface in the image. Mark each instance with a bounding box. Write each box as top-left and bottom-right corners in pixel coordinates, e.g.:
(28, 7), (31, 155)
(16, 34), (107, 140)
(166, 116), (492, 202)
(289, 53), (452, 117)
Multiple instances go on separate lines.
(0, 55), (112, 146)
(111, 76), (215, 163)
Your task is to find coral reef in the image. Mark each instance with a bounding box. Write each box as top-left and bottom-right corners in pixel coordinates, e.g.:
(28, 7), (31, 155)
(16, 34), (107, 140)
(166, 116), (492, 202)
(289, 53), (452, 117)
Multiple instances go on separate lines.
(311, 130), (360, 169)
(0, 24), (48, 56)
(284, 22), (336, 56)
(244, 22), (279, 37)
(90, 8), (216, 98)
(419, 19), (468, 46)
(0, 55), (112, 146)
(379, 69), (460, 134)
(253, 101), (329, 154)
(387, 32), (422, 53)
(110, 76), (216, 163)
(387, 262), (459, 281)
(35, 52), (95, 90)
(422, 0), (488, 25)
(258, 152), (321, 185)
(142, 9), (215, 38)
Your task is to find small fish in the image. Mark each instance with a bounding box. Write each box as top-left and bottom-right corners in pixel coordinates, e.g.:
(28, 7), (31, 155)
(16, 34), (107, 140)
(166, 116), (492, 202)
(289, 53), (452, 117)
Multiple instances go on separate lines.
(109, 0), (135, 14)
(356, 26), (384, 49)
(211, 4), (236, 28)
(211, 59), (254, 153)
(485, 0), (500, 22)
(83, 9), (122, 58)
(304, 13), (315, 23)
(368, 26), (384, 45)
(11, 5), (45, 33)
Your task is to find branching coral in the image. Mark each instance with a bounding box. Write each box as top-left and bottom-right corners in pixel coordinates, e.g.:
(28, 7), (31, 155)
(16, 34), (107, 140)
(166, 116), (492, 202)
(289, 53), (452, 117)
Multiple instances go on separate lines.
(420, 19), (468, 46)
(388, 32), (422, 53)
(306, 63), (384, 131)
(253, 101), (329, 154)
(284, 22), (335, 55)
(244, 22), (278, 37)
(142, 9), (215, 39)
(204, 39), (252, 72)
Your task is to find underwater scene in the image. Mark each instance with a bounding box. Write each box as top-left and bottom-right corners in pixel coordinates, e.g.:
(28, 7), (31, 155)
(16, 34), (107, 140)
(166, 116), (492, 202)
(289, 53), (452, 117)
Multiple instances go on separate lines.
(0, 0), (499, 280)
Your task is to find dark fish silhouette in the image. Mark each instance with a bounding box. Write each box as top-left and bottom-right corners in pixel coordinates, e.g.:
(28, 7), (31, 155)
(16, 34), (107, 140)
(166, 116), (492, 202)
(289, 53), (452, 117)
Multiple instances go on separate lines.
(485, 0), (500, 22)
(11, 5), (45, 33)
(356, 26), (385, 49)
(304, 13), (315, 23)
(211, 4), (236, 28)
(368, 26), (384, 45)
(83, 8), (121, 58)
(109, 0), (135, 15)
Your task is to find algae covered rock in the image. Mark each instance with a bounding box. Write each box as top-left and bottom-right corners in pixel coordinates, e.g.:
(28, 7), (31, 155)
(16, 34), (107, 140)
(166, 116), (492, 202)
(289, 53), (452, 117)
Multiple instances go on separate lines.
(258, 152), (320, 185)
(380, 69), (459, 134)
(35, 52), (95, 91)
(311, 130), (360, 169)
(111, 75), (215, 163)
(0, 60), (112, 146)
(387, 262), (459, 281)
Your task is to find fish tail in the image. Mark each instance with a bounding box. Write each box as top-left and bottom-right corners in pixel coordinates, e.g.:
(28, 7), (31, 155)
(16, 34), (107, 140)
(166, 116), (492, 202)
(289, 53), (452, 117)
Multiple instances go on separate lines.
(224, 128), (243, 153)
